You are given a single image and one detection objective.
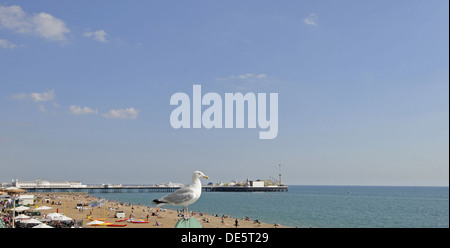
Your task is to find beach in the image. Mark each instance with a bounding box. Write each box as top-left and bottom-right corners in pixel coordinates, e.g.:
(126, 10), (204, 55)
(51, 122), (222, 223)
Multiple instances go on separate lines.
(8, 193), (286, 228)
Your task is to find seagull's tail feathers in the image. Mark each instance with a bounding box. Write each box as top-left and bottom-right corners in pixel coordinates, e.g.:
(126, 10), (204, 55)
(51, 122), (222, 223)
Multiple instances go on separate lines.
(152, 199), (168, 206)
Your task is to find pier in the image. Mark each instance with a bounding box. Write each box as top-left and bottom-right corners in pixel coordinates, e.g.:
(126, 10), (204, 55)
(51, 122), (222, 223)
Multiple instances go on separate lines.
(22, 185), (288, 193)
(203, 185), (288, 192)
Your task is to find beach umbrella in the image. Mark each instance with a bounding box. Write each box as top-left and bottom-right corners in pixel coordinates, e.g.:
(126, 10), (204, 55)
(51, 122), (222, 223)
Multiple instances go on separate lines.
(32, 223), (54, 228)
(4, 187), (25, 194)
(53, 215), (72, 221)
(22, 218), (42, 224)
(47, 212), (62, 217)
(46, 212), (63, 220)
(35, 206), (52, 210)
(15, 214), (31, 220)
(13, 206), (30, 212)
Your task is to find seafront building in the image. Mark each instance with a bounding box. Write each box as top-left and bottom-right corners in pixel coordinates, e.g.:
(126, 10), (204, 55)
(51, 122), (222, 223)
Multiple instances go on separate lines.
(10, 179), (87, 189)
(155, 182), (185, 188)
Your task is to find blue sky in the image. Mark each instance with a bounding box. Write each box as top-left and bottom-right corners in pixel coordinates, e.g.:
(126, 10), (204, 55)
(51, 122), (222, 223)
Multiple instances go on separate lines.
(0, 0), (448, 186)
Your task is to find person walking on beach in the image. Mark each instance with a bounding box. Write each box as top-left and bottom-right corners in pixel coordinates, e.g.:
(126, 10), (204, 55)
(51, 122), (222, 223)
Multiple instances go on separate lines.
(234, 218), (239, 228)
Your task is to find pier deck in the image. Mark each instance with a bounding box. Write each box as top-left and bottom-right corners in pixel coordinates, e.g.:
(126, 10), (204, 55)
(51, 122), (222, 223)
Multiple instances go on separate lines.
(23, 185), (288, 193)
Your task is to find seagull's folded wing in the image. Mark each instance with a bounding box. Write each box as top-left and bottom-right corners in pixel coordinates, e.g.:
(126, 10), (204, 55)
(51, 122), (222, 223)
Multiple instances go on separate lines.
(161, 186), (195, 205)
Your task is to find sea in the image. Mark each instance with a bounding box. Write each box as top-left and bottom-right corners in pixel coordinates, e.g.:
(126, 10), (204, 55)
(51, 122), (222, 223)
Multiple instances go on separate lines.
(92, 185), (449, 228)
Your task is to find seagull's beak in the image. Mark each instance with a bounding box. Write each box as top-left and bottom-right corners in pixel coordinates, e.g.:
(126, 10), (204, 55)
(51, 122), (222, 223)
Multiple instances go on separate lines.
(203, 175), (209, 179)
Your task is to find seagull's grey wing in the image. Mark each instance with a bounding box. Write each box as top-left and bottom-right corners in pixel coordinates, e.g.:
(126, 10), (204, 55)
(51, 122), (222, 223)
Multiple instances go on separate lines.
(160, 186), (195, 205)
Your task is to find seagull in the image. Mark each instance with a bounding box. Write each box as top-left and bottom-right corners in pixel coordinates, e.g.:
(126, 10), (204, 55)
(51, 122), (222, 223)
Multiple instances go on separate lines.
(152, 171), (209, 218)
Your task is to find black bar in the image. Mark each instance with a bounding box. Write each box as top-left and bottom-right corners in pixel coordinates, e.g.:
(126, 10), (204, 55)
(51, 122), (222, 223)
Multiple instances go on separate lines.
(5, 228), (447, 247)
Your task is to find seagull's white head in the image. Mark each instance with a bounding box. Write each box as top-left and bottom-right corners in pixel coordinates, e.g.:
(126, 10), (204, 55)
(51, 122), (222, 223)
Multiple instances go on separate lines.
(193, 171), (209, 180)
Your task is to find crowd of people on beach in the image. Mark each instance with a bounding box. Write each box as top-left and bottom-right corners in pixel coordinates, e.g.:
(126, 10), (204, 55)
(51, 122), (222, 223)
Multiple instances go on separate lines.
(1, 194), (20, 228)
(0, 194), (83, 228)
(0, 192), (283, 228)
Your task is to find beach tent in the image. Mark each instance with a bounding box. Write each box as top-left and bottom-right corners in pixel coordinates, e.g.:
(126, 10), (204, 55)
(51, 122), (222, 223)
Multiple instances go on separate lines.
(18, 195), (34, 205)
(13, 206), (30, 212)
(32, 223), (54, 228)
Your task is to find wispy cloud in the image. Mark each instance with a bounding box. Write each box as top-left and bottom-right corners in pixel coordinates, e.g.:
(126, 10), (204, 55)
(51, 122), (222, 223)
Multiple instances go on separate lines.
(0, 5), (70, 42)
(9, 89), (57, 114)
(30, 89), (55, 102)
(0, 38), (18, 49)
(10, 89), (55, 102)
(38, 104), (47, 113)
(215, 73), (268, 81)
(304, 13), (318, 26)
(9, 89), (139, 119)
(214, 73), (274, 91)
(103, 107), (139, 120)
(83, 29), (108, 43)
(69, 105), (98, 115)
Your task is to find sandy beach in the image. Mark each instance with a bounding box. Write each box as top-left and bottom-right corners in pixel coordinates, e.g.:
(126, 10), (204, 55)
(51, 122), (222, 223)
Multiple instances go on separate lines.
(24, 193), (287, 228)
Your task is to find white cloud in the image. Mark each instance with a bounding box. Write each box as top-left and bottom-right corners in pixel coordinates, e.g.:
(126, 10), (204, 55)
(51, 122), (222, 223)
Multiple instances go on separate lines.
(0, 5), (70, 42)
(0, 5), (30, 32)
(10, 89), (55, 102)
(256, 73), (267, 79)
(304, 13), (318, 26)
(32, 12), (70, 41)
(30, 89), (55, 102)
(9, 89), (140, 119)
(103, 107), (139, 119)
(69, 105), (98, 115)
(83, 29), (108, 43)
(0, 38), (17, 49)
(9, 89), (57, 114)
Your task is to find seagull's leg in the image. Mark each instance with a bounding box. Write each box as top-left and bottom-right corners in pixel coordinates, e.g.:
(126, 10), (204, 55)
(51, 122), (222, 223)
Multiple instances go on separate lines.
(183, 205), (189, 219)
(186, 205), (189, 218)
(182, 206), (186, 219)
